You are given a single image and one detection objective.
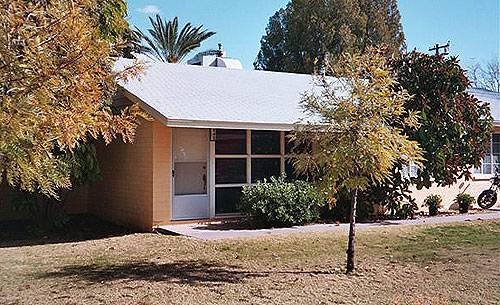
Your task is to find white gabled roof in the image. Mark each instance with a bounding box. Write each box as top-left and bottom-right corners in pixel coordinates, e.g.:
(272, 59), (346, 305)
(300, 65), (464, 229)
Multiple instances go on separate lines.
(115, 58), (319, 130)
(115, 58), (500, 130)
(467, 88), (500, 125)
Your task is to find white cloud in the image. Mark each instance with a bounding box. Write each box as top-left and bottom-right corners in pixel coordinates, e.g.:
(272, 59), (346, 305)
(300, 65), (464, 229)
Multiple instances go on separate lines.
(136, 5), (161, 14)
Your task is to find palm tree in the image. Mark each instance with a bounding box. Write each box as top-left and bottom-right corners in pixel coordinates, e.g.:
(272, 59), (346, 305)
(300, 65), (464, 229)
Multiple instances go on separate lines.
(135, 15), (215, 63)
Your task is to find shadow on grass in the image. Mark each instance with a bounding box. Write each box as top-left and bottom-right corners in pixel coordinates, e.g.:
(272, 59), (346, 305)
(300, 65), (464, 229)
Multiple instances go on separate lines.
(41, 260), (264, 287)
(0, 215), (134, 248)
(40, 260), (337, 287)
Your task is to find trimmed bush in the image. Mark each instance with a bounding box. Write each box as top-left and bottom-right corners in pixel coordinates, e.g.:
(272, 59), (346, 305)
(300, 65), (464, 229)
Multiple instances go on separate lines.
(454, 193), (475, 214)
(239, 174), (323, 227)
(423, 194), (442, 216)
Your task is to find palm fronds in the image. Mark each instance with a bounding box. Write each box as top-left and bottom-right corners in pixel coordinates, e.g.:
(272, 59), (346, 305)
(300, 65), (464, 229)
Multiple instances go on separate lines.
(135, 15), (215, 63)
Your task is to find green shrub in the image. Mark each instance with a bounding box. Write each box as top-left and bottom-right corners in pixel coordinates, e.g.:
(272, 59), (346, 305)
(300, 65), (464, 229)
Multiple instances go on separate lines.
(423, 194), (442, 216)
(454, 193), (475, 214)
(394, 202), (418, 220)
(239, 174), (323, 227)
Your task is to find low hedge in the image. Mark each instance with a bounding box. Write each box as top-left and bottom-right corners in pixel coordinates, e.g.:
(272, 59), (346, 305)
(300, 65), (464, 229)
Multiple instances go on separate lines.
(239, 175), (323, 227)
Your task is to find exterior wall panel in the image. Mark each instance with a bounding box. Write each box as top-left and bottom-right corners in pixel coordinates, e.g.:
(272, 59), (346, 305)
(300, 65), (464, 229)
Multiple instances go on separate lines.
(152, 122), (172, 226)
(410, 178), (494, 210)
(88, 119), (154, 231)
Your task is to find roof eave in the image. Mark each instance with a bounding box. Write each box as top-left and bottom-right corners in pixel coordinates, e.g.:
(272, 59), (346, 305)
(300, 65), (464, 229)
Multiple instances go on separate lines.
(120, 87), (298, 131)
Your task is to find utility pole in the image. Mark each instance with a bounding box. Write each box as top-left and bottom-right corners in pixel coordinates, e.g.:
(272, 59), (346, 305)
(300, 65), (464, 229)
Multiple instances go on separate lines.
(429, 41), (450, 56)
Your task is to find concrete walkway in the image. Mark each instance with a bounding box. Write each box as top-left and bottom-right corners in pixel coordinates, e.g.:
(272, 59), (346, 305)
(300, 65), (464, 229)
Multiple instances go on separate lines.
(157, 210), (500, 240)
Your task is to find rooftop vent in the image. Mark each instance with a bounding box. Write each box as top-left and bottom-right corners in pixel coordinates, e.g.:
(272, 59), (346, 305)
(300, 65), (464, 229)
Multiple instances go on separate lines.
(187, 43), (243, 69)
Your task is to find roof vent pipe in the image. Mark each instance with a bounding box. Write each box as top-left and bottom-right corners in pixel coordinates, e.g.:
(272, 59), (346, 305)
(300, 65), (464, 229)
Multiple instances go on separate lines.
(217, 43), (226, 57)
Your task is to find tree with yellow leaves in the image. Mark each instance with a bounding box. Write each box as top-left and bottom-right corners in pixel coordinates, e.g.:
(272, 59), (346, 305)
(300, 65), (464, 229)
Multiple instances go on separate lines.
(0, 0), (143, 197)
(292, 48), (423, 274)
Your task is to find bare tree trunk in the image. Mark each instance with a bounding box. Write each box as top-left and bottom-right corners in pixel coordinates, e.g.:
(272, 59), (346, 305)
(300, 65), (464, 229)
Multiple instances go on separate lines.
(346, 188), (358, 274)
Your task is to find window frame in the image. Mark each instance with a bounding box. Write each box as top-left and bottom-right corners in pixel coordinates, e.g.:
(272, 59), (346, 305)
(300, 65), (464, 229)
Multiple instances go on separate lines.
(473, 133), (499, 179)
(214, 130), (286, 215)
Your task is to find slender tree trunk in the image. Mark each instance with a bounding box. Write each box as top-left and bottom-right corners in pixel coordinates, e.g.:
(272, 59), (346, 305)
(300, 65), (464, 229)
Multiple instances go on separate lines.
(346, 188), (358, 274)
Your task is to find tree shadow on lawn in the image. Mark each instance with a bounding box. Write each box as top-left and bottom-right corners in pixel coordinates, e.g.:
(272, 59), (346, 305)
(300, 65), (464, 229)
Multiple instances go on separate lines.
(40, 260), (336, 287)
(41, 260), (265, 287)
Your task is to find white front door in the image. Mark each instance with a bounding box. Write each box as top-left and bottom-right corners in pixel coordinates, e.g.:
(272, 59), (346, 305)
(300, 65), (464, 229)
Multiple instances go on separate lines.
(172, 128), (209, 220)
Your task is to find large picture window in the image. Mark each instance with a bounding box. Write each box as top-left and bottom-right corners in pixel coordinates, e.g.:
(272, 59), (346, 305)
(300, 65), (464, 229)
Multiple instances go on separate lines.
(474, 134), (500, 175)
(214, 129), (286, 214)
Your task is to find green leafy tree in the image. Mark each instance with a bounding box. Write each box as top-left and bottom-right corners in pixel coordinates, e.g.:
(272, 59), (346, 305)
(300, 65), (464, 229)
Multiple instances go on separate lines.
(326, 52), (494, 221)
(135, 15), (215, 63)
(376, 52), (493, 216)
(292, 48), (422, 273)
(0, 0), (144, 198)
(392, 52), (493, 187)
(255, 0), (405, 73)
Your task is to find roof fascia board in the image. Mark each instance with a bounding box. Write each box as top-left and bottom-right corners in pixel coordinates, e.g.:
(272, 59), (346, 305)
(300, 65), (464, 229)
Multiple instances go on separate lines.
(165, 119), (295, 131)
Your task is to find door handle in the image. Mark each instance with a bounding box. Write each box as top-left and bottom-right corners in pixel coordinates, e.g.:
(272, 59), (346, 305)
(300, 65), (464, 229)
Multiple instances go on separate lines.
(202, 174), (207, 191)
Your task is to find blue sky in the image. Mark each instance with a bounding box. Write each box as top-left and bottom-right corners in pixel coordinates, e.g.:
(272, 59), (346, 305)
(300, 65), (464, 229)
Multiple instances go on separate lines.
(127, 0), (499, 70)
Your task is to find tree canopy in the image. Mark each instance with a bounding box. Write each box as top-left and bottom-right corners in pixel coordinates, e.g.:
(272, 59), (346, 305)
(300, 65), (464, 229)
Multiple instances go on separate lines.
(0, 0), (144, 197)
(392, 52), (493, 189)
(254, 0), (405, 73)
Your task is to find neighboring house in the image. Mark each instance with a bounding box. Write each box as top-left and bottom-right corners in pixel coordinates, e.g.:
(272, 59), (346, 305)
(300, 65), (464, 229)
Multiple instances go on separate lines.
(0, 56), (498, 231)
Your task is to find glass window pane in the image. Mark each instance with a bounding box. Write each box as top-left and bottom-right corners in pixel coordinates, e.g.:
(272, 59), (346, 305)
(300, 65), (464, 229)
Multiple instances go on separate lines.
(484, 155), (492, 163)
(215, 158), (246, 184)
(493, 143), (500, 154)
(483, 163), (492, 174)
(216, 187), (242, 214)
(251, 158), (280, 183)
(493, 134), (500, 143)
(174, 129), (207, 162)
(216, 129), (246, 155)
(474, 166), (482, 174)
(251, 131), (280, 155)
(175, 162), (207, 195)
(493, 155), (500, 164)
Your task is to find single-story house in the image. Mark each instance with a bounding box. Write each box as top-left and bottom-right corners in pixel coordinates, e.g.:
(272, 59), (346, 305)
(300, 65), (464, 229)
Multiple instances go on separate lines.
(1, 56), (499, 231)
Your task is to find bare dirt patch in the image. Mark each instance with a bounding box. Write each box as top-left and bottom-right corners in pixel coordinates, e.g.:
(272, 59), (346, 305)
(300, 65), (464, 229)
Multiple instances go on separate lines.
(0, 219), (499, 304)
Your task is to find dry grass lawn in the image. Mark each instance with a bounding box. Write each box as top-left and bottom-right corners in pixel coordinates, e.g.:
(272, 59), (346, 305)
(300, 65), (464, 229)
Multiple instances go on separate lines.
(0, 219), (499, 305)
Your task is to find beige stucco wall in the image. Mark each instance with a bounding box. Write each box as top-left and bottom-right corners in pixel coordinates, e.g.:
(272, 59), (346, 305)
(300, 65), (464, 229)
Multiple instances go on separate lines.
(88, 119), (173, 231)
(410, 177), (495, 210)
(89, 119), (155, 231)
(152, 121), (172, 226)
